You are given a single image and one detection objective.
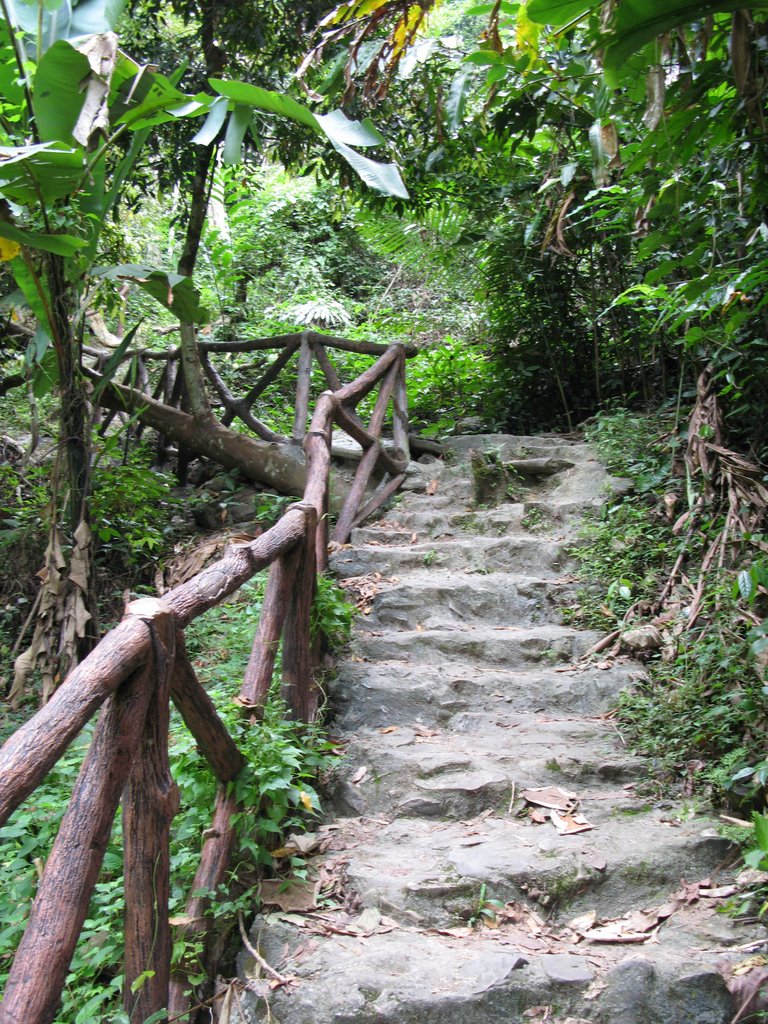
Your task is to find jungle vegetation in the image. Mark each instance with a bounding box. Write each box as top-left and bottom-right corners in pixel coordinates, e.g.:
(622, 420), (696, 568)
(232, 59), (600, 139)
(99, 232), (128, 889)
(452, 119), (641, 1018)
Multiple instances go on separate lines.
(1, 0), (768, 1018)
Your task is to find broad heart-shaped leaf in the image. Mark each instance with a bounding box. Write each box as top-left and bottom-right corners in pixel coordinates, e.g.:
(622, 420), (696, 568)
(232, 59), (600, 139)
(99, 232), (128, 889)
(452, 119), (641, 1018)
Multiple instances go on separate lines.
(0, 220), (86, 255)
(602, 0), (768, 70)
(7, 0), (126, 49)
(527, 0), (596, 25)
(0, 142), (86, 203)
(32, 41), (90, 143)
(90, 264), (209, 325)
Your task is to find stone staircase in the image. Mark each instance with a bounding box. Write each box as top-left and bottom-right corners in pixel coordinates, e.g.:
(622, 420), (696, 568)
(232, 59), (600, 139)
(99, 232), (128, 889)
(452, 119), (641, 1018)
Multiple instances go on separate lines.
(241, 434), (756, 1024)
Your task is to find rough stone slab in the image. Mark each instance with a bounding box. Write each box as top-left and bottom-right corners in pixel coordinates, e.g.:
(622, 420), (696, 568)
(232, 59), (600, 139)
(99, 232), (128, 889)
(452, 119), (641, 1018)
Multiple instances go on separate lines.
(349, 570), (574, 629)
(238, 919), (734, 1024)
(328, 662), (645, 728)
(239, 434), (739, 1024)
(330, 534), (574, 576)
(351, 623), (600, 668)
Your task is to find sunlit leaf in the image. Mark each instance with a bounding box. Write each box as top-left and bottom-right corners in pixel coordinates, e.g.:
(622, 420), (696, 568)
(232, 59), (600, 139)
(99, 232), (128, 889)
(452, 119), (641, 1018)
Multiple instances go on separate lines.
(91, 264), (209, 324)
(0, 221), (86, 256)
(32, 41), (90, 143)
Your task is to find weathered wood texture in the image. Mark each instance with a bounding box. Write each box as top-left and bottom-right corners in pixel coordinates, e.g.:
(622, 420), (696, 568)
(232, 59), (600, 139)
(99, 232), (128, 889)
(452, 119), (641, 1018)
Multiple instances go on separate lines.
(0, 615), (167, 1024)
(171, 632), (246, 782)
(0, 337), (413, 1024)
(123, 608), (178, 1022)
(167, 787), (240, 1019)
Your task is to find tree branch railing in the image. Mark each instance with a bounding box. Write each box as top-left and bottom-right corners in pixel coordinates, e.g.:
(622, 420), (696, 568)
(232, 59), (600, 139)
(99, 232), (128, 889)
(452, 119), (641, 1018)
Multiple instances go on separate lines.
(0, 337), (413, 1024)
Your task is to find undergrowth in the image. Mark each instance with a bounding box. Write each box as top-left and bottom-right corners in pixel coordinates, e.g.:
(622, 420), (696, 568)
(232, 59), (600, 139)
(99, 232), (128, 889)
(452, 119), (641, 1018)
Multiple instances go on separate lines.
(0, 574), (350, 1021)
(572, 409), (768, 806)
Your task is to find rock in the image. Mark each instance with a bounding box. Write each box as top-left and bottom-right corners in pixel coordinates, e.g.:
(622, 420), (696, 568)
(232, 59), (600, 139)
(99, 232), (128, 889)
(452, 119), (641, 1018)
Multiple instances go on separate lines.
(540, 954), (594, 985)
(621, 625), (663, 652)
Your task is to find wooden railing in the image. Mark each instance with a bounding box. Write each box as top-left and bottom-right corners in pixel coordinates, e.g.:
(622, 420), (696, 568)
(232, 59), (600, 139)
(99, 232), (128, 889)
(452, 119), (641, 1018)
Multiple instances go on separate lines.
(0, 337), (412, 1024)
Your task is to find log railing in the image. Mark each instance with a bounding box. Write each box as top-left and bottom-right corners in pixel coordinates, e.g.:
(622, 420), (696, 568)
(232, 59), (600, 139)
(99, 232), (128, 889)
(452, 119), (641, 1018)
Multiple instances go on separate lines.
(0, 337), (412, 1024)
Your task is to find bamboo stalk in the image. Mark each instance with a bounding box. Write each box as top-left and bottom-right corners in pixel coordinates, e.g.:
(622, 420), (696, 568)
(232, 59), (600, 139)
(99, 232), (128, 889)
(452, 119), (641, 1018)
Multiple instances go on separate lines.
(333, 443), (381, 544)
(237, 551), (298, 711)
(167, 788), (240, 1020)
(351, 472), (407, 529)
(392, 355), (410, 464)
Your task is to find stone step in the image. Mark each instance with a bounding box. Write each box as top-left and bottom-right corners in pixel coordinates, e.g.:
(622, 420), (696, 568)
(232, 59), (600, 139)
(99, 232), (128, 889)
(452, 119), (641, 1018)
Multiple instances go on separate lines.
(238, 432), (737, 1024)
(330, 535), (574, 577)
(328, 661), (644, 729)
(241, 913), (741, 1024)
(351, 570), (573, 630)
(329, 717), (643, 820)
(362, 501), (571, 542)
(351, 623), (598, 668)
(241, 918), (736, 1024)
(341, 809), (732, 928)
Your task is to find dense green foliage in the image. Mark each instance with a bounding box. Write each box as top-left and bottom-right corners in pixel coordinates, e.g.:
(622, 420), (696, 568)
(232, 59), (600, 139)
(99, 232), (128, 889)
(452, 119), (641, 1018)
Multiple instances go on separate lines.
(570, 410), (768, 806)
(0, 577), (344, 1021)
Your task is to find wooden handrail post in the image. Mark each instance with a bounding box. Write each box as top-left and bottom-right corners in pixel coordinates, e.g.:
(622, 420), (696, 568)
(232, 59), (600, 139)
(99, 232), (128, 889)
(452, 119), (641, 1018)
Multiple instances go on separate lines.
(168, 787), (240, 1019)
(305, 390), (335, 574)
(291, 333), (313, 443)
(237, 548), (299, 712)
(0, 603), (171, 1024)
(123, 600), (179, 1024)
(281, 503), (318, 722)
(172, 630), (246, 781)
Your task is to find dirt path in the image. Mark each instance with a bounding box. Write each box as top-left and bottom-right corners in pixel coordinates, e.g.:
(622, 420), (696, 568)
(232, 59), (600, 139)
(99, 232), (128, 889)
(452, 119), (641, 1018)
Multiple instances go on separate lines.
(241, 434), (759, 1024)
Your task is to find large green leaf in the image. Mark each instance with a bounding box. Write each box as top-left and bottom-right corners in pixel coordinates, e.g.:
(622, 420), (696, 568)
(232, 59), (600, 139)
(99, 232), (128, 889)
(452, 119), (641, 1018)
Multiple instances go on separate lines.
(112, 69), (203, 129)
(10, 255), (52, 330)
(209, 79), (409, 198)
(191, 95), (228, 146)
(92, 319), (144, 400)
(0, 220), (86, 255)
(0, 142), (86, 203)
(6, 0), (126, 49)
(315, 110), (385, 147)
(222, 104), (251, 165)
(209, 79), (319, 130)
(526, 0), (596, 25)
(32, 41), (90, 143)
(90, 264), (209, 324)
(328, 139), (409, 200)
(602, 0), (768, 69)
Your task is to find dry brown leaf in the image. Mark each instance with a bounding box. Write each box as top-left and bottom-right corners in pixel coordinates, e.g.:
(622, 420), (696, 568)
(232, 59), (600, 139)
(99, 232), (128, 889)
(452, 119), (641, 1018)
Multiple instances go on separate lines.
(521, 786), (580, 812)
(550, 809), (595, 835)
(699, 884), (738, 899)
(379, 726), (399, 734)
(426, 479), (439, 495)
(259, 878), (318, 913)
(350, 765), (368, 785)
